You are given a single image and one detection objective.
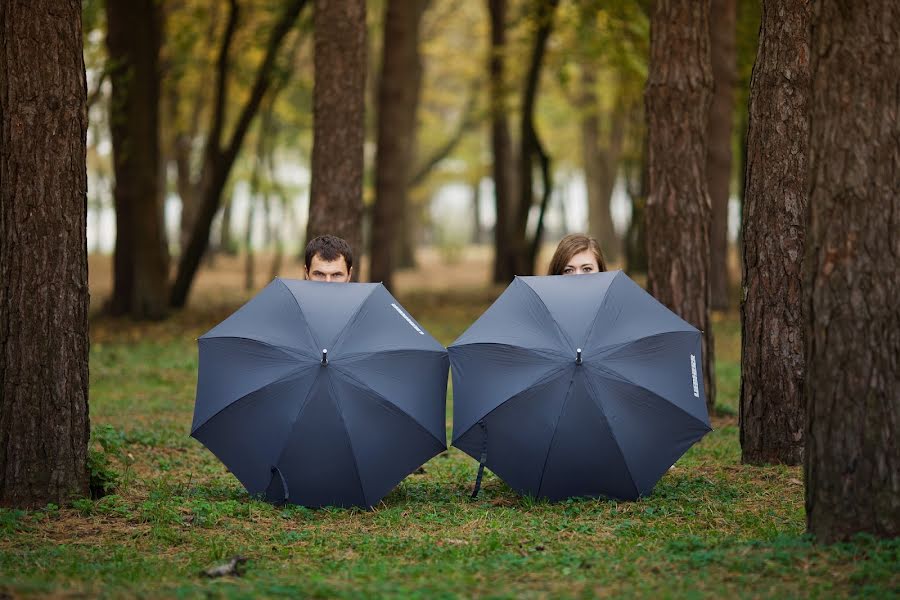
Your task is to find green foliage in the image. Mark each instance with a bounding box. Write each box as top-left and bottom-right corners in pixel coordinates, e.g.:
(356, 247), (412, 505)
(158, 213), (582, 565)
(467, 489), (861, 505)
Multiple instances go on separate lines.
(87, 424), (128, 499)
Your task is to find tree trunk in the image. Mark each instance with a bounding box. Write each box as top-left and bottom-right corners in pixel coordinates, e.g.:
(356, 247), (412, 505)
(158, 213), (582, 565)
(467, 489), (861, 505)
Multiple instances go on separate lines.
(306, 0), (366, 270)
(515, 0), (559, 276)
(645, 0), (716, 412)
(488, 0), (516, 284)
(580, 63), (623, 264)
(804, 0), (899, 544)
(739, 0), (810, 466)
(105, 0), (169, 319)
(370, 0), (428, 290)
(471, 177), (484, 245)
(707, 0), (736, 310)
(170, 0), (306, 307)
(0, 0), (90, 507)
(625, 133), (649, 274)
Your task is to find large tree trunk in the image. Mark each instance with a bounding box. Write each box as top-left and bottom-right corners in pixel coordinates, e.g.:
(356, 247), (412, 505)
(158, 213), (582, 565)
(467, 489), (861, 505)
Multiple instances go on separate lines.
(306, 0), (366, 268)
(739, 0), (810, 466)
(488, 0), (516, 284)
(170, 0), (306, 307)
(804, 0), (899, 544)
(580, 63), (623, 264)
(707, 0), (736, 310)
(105, 0), (169, 320)
(370, 0), (428, 290)
(645, 0), (716, 413)
(0, 0), (90, 507)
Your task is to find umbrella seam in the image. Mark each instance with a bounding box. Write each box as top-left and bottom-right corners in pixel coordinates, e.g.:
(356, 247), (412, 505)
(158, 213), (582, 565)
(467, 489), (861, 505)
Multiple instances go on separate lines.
(580, 371), (642, 499)
(450, 365), (569, 445)
(190, 362), (317, 436)
(198, 335), (316, 361)
(330, 284), (380, 355)
(580, 269), (623, 350)
(535, 375), (576, 498)
(324, 373), (370, 508)
(277, 278), (325, 351)
(447, 342), (568, 360)
(266, 369), (329, 496)
(330, 363), (448, 449)
(591, 330), (701, 358)
(585, 362), (712, 431)
(338, 347), (447, 361)
(516, 277), (575, 350)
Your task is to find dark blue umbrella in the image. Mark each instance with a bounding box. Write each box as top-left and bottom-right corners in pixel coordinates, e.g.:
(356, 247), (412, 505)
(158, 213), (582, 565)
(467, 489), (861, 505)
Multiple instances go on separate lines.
(191, 278), (448, 508)
(449, 271), (711, 501)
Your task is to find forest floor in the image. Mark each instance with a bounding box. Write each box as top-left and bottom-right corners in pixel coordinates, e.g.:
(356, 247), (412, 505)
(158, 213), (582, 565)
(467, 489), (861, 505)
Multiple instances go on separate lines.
(1, 249), (897, 598)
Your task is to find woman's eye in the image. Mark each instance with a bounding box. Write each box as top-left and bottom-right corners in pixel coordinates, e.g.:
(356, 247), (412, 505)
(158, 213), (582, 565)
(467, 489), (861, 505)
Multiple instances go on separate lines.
(563, 268), (574, 274)
(583, 267), (593, 273)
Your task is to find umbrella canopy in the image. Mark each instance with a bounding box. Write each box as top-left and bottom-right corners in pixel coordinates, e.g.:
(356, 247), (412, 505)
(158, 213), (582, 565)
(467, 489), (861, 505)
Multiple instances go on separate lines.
(449, 271), (711, 501)
(191, 278), (448, 508)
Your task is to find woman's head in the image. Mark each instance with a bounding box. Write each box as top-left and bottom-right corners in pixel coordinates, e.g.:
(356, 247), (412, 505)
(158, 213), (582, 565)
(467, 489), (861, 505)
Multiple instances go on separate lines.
(547, 234), (607, 276)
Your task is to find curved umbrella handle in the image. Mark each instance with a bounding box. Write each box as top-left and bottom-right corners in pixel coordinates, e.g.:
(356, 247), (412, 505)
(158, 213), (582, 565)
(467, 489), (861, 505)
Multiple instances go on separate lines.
(269, 465), (290, 504)
(470, 420), (488, 499)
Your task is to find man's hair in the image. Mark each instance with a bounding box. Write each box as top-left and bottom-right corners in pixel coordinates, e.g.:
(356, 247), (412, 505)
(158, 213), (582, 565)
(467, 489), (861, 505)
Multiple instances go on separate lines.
(304, 235), (354, 271)
(547, 233), (607, 275)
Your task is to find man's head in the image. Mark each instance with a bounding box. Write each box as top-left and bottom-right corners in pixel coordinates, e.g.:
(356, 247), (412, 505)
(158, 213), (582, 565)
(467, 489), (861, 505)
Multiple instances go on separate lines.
(304, 235), (353, 282)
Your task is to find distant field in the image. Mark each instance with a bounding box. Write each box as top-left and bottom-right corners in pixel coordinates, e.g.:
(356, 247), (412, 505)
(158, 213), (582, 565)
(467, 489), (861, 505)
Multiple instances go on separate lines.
(1, 250), (895, 598)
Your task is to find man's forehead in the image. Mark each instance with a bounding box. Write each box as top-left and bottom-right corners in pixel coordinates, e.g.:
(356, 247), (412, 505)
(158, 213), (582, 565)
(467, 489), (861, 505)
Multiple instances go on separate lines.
(310, 254), (348, 271)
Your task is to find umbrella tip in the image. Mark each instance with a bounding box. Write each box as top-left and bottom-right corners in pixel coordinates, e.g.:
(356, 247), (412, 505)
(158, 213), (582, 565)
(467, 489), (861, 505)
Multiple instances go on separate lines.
(576, 348), (583, 365)
(321, 349), (328, 365)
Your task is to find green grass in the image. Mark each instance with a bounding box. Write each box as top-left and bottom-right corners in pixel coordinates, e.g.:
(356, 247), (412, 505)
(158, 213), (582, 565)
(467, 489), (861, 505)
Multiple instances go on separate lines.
(1, 291), (897, 599)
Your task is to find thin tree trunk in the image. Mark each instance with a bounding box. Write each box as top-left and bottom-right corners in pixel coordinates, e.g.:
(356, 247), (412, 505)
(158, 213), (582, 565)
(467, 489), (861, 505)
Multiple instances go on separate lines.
(739, 0), (810, 466)
(488, 0), (516, 284)
(471, 177), (484, 244)
(306, 0), (366, 269)
(0, 0), (90, 507)
(625, 132), (649, 274)
(580, 63), (623, 263)
(105, 0), (169, 319)
(515, 0), (560, 276)
(804, 0), (899, 543)
(170, 0), (306, 307)
(370, 0), (429, 290)
(645, 0), (716, 413)
(707, 0), (737, 310)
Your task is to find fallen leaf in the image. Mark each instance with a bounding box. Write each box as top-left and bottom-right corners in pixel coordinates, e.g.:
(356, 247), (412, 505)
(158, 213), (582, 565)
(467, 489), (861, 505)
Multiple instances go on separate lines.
(201, 556), (248, 578)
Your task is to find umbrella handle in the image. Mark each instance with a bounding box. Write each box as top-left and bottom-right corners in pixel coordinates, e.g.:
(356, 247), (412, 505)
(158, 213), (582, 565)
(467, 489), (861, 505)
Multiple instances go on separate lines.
(470, 420), (488, 499)
(270, 465), (290, 504)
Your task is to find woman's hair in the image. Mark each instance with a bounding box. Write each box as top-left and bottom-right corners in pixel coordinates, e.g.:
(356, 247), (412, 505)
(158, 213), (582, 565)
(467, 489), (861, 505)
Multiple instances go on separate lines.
(547, 234), (607, 275)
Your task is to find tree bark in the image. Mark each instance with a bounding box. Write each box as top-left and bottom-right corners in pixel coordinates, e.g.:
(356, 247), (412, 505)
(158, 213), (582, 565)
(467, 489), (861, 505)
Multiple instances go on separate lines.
(306, 0), (366, 269)
(0, 0), (90, 507)
(707, 0), (736, 310)
(805, 0), (899, 543)
(580, 63), (623, 264)
(170, 0), (307, 307)
(645, 0), (716, 412)
(739, 0), (810, 466)
(488, 0), (516, 284)
(370, 0), (428, 290)
(105, 0), (169, 319)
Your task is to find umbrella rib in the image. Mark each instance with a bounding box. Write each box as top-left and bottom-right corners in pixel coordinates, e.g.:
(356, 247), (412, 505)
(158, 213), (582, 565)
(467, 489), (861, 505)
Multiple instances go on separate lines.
(330, 285), (380, 355)
(199, 335), (315, 361)
(452, 365), (569, 443)
(277, 278), (324, 351)
(449, 342), (569, 361)
(330, 364), (446, 448)
(190, 362), (316, 436)
(338, 347), (447, 362)
(585, 362), (712, 431)
(517, 277), (574, 350)
(580, 269), (623, 350)
(324, 373), (370, 508)
(535, 377), (576, 499)
(591, 330), (699, 358)
(580, 372), (642, 499)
